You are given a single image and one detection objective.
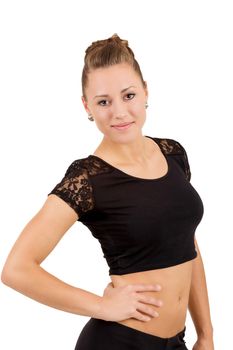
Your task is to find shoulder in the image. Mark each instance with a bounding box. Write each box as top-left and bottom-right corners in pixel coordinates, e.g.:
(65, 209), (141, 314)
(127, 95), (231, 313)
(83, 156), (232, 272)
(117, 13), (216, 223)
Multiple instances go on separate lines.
(65, 156), (113, 178)
(47, 157), (94, 220)
(152, 136), (191, 181)
(47, 154), (114, 220)
(152, 137), (188, 156)
(63, 157), (89, 177)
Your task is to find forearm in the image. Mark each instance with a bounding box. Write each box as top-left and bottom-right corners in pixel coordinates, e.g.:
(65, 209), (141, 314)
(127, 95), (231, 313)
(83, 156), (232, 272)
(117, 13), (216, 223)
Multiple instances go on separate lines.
(188, 238), (214, 338)
(2, 263), (103, 319)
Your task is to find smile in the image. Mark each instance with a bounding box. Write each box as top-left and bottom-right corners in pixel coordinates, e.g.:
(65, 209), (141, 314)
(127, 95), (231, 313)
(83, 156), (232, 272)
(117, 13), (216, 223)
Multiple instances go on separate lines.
(112, 122), (135, 130)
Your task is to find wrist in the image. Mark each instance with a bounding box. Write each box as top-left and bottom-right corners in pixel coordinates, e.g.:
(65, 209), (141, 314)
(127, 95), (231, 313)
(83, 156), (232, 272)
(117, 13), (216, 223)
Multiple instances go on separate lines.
(197, 326), (214, 340)
(92, 296), (106, 320)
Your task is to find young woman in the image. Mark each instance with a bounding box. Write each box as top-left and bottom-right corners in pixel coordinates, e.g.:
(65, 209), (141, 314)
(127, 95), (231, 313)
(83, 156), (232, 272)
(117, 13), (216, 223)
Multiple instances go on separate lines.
(1, 33), (214, 350)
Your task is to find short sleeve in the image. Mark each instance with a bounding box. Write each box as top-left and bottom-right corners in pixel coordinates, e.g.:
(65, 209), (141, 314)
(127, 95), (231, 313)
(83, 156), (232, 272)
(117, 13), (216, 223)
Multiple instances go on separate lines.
(47, 159), (94, 220)
(175, 140), (192, 182)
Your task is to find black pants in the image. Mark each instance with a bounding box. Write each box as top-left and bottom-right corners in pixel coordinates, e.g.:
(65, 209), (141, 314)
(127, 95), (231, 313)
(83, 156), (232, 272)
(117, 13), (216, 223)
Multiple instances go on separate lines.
(74, 318), (188, 349)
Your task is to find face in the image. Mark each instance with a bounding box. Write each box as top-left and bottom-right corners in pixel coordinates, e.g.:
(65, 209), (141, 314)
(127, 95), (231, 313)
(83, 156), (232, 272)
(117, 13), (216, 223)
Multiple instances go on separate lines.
(81, 63), (148, 143)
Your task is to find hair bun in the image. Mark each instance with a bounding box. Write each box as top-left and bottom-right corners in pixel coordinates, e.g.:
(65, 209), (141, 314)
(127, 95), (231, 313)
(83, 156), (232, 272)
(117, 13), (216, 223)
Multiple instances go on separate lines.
(110, 33), (128, 47)
(82, 33), (144, 102)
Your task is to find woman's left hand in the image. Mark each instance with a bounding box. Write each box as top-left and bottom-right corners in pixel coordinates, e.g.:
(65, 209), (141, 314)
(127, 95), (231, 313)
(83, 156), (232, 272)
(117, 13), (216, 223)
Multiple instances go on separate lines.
(192, 336), (215, 350)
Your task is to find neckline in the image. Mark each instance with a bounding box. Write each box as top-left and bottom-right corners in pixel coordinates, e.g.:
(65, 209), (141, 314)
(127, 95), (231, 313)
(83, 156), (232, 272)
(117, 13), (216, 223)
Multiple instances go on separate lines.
(88, 135), (170, 182)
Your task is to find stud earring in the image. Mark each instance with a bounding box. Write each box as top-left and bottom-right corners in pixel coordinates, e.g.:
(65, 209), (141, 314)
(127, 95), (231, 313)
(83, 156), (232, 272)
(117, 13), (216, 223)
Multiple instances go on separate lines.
(88, 113), (94, 121)
(145, 102), (148, 109)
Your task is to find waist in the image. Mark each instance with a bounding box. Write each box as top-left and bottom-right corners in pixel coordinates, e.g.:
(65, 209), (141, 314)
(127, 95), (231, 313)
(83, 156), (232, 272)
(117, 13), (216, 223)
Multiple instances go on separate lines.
(110, 260), (193, 338)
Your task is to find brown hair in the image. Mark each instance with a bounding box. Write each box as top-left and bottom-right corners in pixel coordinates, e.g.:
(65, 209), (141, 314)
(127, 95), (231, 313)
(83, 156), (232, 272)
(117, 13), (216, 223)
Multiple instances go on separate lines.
(81, 33), (146, 102)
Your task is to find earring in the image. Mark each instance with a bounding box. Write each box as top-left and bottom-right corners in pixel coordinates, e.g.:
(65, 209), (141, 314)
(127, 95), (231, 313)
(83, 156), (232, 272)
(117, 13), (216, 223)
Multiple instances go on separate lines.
(88, 113), (94, 121)
(145, 102), (148, 109)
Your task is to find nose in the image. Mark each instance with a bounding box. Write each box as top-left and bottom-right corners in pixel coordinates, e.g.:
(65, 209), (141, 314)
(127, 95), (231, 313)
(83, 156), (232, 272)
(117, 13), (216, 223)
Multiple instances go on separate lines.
(111, 98), (128, 118)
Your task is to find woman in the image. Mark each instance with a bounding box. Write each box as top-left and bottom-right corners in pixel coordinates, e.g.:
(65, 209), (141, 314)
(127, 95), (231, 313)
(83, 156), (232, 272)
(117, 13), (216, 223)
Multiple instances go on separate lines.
(1, 33), (214, 350)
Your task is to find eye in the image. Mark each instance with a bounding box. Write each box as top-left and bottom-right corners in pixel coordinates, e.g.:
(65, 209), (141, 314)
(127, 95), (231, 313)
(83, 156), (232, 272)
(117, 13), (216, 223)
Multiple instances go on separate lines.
(125, 93), (135, 100)
(97, 93), (136, 106)
(98, 100), (108, 106)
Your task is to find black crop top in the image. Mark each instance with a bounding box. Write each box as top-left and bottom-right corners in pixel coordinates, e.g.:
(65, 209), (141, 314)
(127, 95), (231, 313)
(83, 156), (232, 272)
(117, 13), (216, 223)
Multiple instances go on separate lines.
(47, 136), (204, 275)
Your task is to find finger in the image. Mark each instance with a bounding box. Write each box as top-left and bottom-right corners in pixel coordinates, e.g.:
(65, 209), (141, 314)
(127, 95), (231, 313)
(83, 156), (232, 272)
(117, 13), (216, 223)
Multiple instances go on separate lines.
(136, 303), (159, 318)
(136, 294), (163, 307)
(132, 310), (154, 322)
(130, 284), (162, 292)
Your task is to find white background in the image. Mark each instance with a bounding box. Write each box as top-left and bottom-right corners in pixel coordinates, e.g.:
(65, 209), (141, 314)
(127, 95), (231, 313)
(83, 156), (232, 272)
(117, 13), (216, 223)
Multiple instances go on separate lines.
(0, 1), (232, 349)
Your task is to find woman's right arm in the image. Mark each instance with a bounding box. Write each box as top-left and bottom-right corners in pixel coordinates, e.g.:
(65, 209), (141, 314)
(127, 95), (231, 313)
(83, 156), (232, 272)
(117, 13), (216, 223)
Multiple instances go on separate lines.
(1, 194), (163, 322)
(1, 194), (103, 318)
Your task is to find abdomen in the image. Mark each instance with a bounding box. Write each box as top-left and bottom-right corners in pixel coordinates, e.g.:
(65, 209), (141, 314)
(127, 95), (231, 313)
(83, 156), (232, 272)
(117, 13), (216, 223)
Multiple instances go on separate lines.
(110, 259), (194, 338)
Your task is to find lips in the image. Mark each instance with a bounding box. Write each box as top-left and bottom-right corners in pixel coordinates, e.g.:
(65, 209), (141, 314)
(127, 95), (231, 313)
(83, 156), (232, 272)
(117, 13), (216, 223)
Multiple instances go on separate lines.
(111, 121), (135, 131)
(112, 122), (134, 127)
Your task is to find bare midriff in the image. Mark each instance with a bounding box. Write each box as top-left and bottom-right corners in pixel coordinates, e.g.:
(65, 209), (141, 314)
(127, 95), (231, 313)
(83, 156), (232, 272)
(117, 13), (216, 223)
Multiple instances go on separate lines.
(110, 260), (194, 338)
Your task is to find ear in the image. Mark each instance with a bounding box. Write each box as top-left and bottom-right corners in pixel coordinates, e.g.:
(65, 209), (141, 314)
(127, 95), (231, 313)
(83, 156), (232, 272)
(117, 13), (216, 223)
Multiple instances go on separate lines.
(81, 96), (91, 114)
(143, 81), (149, 99)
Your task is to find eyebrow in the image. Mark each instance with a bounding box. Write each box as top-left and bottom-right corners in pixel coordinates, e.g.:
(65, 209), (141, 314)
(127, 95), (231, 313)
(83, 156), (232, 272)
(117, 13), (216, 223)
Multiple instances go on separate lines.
(93, 86), (136, 99)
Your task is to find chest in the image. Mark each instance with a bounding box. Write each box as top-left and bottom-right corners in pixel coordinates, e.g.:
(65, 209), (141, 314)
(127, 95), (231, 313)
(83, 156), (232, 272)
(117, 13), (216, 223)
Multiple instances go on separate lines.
(83, 157), (204, 245)
(111, 151), (168, 180)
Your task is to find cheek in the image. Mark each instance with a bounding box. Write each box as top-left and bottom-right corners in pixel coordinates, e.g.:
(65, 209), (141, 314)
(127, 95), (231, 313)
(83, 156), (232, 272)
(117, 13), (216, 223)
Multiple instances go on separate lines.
(94, 115), (112, 133)
(131, 99), (145, 112)
(94, 108), (109, 122)
(130, 103), (146, 119)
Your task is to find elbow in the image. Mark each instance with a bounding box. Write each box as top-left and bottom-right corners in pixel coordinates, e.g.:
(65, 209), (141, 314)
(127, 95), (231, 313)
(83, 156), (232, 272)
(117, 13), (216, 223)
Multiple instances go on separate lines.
(1, 270), (12, 288)
(1, 261), (33, 291)
(1, 251), (19, 287)
(1, 263), (18, 288)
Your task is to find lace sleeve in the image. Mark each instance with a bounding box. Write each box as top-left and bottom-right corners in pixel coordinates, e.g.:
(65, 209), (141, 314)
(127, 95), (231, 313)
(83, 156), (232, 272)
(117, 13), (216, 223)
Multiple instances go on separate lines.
(175, 140), (192, 182)
(47, 159), (94, 220)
